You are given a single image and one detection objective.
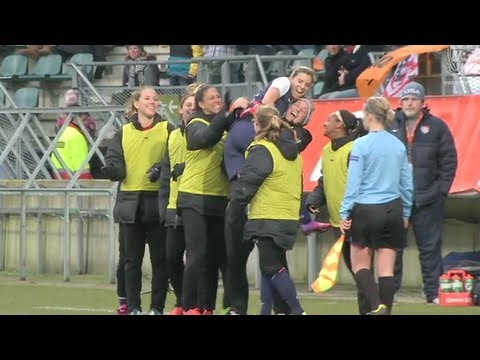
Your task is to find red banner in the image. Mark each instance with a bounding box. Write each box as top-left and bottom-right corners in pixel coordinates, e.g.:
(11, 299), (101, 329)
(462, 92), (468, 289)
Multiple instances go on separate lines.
(302, 96), (480, 194)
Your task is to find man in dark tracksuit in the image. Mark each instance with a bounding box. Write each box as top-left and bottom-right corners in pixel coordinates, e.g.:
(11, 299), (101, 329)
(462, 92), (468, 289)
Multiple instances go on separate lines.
(389, 82), (457, 303)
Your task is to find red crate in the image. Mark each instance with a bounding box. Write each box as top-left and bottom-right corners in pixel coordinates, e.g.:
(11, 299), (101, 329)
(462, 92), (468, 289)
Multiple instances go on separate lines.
(439, 292), (474, 306)
(439, 269), (474, 307)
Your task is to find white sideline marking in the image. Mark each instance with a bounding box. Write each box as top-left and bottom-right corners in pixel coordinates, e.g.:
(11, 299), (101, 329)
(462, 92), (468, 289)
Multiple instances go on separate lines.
(32, 306), (115, 313)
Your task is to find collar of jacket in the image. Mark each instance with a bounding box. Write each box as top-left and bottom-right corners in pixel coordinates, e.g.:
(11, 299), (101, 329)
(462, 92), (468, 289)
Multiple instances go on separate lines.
(191, 110), (215, 123)
(331, 134), (356, 151)
(129, 113), (163, 130)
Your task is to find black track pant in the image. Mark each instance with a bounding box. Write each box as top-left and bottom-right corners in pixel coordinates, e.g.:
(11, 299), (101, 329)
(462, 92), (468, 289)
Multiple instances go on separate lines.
(124, 222), (167, 312)
(181, 208), (227, 310)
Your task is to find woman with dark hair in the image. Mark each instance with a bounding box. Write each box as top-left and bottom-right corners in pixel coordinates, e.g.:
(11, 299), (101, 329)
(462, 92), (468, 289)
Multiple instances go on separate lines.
(306, 109), (370, 314)
(177, 85), (234, 315)
(157, 93), (196, 315)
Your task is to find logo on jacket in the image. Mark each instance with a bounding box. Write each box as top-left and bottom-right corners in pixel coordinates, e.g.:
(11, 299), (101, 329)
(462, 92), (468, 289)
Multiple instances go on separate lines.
(420, 125), (430, 134)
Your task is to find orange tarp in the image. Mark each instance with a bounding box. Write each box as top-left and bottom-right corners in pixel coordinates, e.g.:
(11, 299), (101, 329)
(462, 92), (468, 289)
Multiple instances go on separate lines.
(302, 96), (480, 194)
(356, 45), (449, 97)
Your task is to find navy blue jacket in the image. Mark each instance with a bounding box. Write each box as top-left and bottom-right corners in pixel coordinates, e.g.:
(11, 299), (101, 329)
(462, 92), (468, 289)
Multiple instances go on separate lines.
(224, 114), (312, 182)
(224, 115), (256, 181)
(253, 80), (293, 116)
(389, 108), (457, 207)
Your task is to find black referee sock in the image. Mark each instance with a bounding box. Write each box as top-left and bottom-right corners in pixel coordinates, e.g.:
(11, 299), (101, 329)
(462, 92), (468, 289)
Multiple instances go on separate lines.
(354, 268), (380, 311)
(379, 276), (395, 314)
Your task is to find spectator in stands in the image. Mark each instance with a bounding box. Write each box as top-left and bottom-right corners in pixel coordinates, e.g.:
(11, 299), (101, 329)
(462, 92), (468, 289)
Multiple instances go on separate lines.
(157, 93), (196, 315)
(306, 110), (374, 314)
(16, 45), (55, 60)
(122, 45), (160, 87)
(102, 87), (174, 315)
(168, 45), (204, 86)
(51, 89), (96, 180)
(227, 106), (306, 315)
(316, 45), (350, 98)
(203, 45), (239, 83)
(319, 45), (383, 99)
(340, 96), (413, 315)
(390, 82), (457, 304)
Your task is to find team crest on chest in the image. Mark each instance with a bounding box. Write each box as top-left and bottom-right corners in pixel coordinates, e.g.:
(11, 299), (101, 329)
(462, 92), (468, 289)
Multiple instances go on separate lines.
(420, 125), (430, 134)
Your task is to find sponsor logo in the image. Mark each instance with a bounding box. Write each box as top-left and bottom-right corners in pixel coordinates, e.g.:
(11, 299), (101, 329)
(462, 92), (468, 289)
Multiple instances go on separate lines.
(444, 296), (472, 304)
(420, 125), (430, 134)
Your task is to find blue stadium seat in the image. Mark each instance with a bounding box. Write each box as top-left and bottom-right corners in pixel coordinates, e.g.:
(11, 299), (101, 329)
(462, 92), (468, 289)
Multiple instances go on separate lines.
(13, 87), (39, 108)
(19, 54), (63, 81)
(289, 48), (316, 72)
(265, 49), (293, 81)
(63, 53), (95, 80)
(0, 54), (28, 80)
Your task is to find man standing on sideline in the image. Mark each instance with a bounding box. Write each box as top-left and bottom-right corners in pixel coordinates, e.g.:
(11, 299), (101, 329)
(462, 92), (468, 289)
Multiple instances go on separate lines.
(390, 82), (457, 304)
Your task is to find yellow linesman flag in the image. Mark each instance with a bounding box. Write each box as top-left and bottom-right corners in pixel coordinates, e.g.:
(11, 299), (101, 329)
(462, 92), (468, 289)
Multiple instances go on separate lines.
(311, 235), (346, 293)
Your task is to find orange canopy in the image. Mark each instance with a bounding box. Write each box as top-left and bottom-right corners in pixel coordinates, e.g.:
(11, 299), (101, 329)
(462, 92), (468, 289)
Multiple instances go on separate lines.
(356, 45), (450, 97)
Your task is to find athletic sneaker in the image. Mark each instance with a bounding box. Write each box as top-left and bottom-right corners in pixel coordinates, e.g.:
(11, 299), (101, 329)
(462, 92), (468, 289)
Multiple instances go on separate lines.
(170, 307), (184, 315)
(202, 309), (213, 315)
(117, 304), (129, 316)
(427, 297), (439, 305)
(366, 304), (389, 315)
(184, 308), (203, 315)
(147, 309), (162, 315)
(129, 309), (143, 315)
(301, 221), (332, 235)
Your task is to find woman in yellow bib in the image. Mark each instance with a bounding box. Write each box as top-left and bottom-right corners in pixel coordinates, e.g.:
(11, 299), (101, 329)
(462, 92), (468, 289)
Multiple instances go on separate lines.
(103, 87), (174, 315)
(177, 85), (235, 315)
(227, 106), (305, 315)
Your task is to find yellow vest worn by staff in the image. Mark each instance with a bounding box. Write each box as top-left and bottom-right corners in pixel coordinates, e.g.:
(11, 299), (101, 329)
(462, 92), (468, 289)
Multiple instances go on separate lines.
(167, 128), (186, 210)
(51, 125), (91, 177)
(322, 141), (353, 227)
(121, 121), (169, 192)
(178, 118), (229, 197)
(248, 139), (303, 221)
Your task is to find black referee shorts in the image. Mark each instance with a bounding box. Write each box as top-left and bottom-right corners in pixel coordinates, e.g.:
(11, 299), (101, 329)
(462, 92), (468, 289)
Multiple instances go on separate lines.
(350, 198), (406, 250)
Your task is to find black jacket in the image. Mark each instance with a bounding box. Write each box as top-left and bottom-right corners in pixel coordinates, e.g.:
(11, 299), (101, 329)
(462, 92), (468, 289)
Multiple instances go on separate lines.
(177, 110), (232, 217)
(320, 49), (350, 95)
(105, 114), (174, 224)
(340, 45), (383, 91)
(390, 108), (457, 206)
(227, 129), (301, 250)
